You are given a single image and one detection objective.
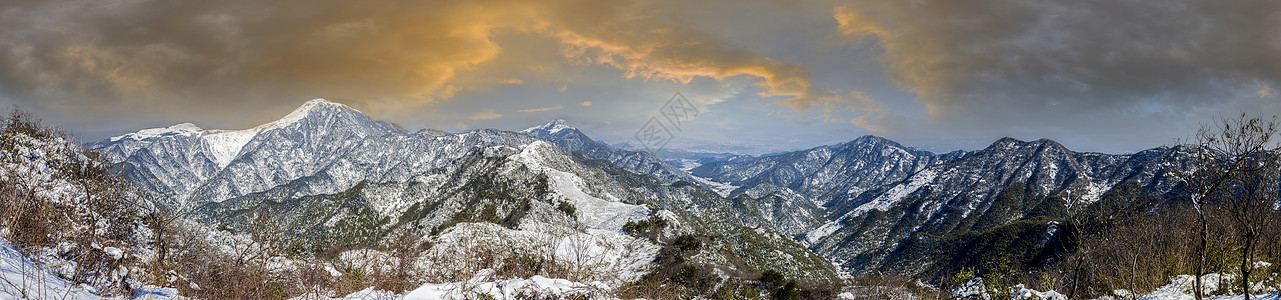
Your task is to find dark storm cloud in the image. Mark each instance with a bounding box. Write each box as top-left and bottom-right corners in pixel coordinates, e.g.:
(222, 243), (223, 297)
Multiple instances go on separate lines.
(836, 0), (1281, 150)
(0, 0), (881, 135)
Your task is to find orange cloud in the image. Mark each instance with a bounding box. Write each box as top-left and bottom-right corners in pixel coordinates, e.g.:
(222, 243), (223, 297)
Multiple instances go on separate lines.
(833, 6), (888, 39)
(1, 0), (882, 129)
(516, 106), (564, 113)
(467, 109), (503, 120)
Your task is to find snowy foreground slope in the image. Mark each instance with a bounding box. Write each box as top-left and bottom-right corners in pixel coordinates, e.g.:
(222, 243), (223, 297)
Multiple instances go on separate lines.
(950, 274), (1280, 300)
(0, 237), (180, 300)
(294, 273), (1278, 300)
(0, 112), (190, 299)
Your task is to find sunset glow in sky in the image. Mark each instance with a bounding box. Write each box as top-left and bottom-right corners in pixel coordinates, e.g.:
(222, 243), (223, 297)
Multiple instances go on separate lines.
(3, 0), (1280, 153)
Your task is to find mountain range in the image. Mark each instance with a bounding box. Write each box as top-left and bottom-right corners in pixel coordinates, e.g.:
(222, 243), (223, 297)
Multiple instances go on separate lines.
(89, 98), (1187, 283)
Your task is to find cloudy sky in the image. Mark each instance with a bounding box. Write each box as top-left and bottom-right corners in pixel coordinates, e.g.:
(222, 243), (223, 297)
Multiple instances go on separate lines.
(2, 0), (1280, 154)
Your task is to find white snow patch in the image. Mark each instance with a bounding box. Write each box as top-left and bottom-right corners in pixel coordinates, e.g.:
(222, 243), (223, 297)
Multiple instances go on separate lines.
(804, 221), (843, 245)
(1076, 180), (1107, 205)
(201, 129), (258, 168)
(853, 169), (937, 214)
(361, 270), (605, 300)
(102, 247), (124, 260)
(953, 277), (987, 298)
(1046, 221), (1061, 237)
(1012, 284), (1067, 300)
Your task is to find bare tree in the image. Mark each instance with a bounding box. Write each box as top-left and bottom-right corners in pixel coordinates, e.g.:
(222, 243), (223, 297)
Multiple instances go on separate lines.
(1171, 114), (1281, 299)
(1222, 141), (1280, 298)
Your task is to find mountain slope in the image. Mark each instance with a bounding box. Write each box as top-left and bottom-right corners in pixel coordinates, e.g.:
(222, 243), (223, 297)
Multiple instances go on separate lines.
(691, 135), (942, 208)
(684, 135), (946, 237)
(90, 99), (402, 207)
(809, 137), (1177, 278)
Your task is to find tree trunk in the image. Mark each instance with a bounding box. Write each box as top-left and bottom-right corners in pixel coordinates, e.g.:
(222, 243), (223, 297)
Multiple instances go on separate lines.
(1130, 253), (1138, 294)
(1068, 257), (1084, 300)
(1241, 230), (1255, 300)
(1195, 211), (1207, 300)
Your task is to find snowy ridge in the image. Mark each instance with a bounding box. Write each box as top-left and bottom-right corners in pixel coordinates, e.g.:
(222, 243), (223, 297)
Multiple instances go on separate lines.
(199, 98), (356, 168)
(98, 98), (354, 169)
(690, 135), (939, 207)
(90, 98), (404, 206)
(511, 141), (650, 230)
(521, 118), (697, 184)
(107, 122), (202, 142)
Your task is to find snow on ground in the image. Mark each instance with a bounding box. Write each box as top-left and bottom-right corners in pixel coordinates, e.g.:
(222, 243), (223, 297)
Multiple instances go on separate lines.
(283, 222), (654, 300)
(264, 98), (349, 130)
(1076, 180), (1108, 205)
(295, 269), (613, 300)
(511, 141), (650, 231)
(428, 222), (658, 285)
(0, 238), (180, 300)
(953, 274), (1281, 300)
(200, 98), (353, 168)
(403, 269), (607, 300)
(1012, 284), (1068, 300)
(1134, 273), (1280, 300)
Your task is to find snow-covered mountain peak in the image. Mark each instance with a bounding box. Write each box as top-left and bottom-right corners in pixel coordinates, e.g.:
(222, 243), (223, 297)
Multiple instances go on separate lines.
(988, 137), (1026, 150)
(848, 135), (896, 145)
(170, 122), (202, 132)
(840, 135), (927, 154)
(522, 119), (578, 135)
(108, 122), (203, 142)
(981, 137), (1069, 154)
(257, 98), (359, 130)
